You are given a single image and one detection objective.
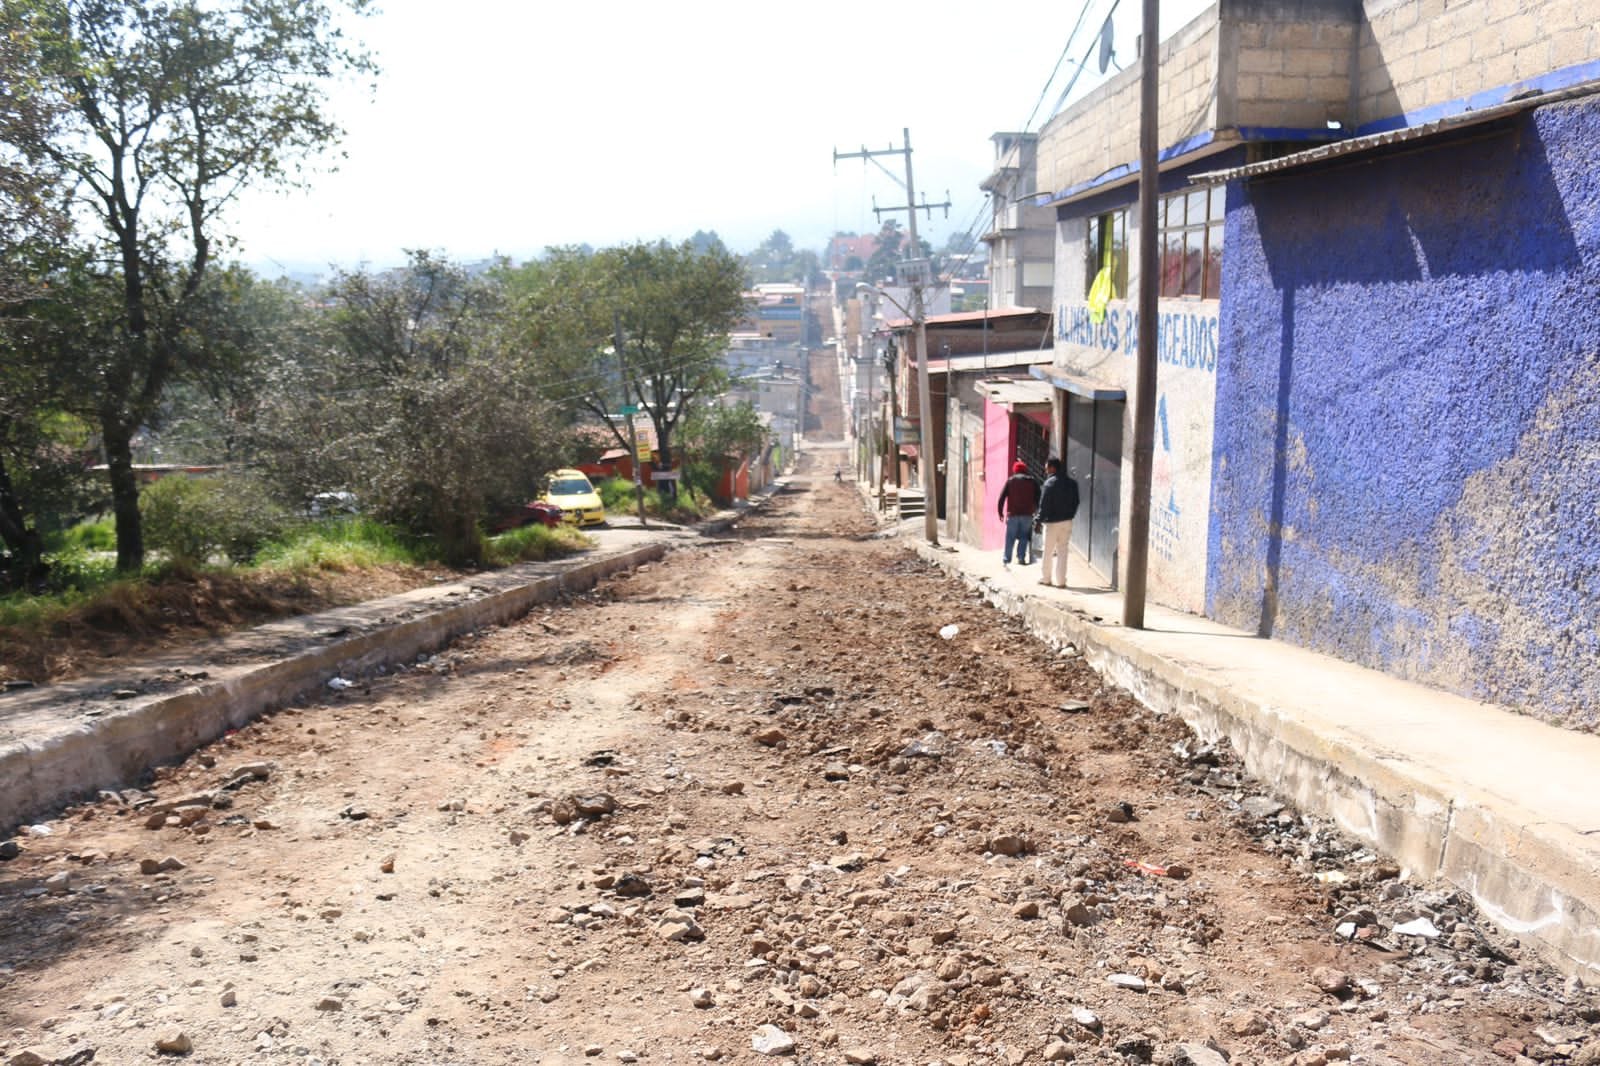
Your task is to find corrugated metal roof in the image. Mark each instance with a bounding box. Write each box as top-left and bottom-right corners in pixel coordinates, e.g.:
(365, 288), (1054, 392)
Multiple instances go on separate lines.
(1029, 365), (1126, 401)
(880, 306), (1050, 330)
(982, 379), (1055, 409)
(929, 350), (1055, 373)
(1189, 82), (1600, 186)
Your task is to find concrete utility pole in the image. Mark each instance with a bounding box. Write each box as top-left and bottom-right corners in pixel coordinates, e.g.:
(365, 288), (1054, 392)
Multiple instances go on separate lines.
(1123, 0), (1161, 629)
(834, 129), (951, 546)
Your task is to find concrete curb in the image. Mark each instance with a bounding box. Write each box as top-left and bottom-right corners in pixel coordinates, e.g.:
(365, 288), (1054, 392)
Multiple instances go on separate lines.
(0, 543), (665, 831)
(912, 540), (1600, 979)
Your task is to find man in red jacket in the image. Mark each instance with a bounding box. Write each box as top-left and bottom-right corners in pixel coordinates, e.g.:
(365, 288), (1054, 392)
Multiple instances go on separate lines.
(996, 460), (1040, 566)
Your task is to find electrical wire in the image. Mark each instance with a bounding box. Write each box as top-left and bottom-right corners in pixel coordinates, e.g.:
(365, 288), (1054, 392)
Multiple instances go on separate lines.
(928, 0), (1124, 292)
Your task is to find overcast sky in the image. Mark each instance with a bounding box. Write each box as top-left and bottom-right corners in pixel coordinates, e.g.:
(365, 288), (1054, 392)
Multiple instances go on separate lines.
(228, 0), (1212, 275)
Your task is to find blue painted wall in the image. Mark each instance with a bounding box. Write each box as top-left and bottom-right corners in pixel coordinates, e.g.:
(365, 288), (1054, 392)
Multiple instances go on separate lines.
(1207, 95), (1600, 725)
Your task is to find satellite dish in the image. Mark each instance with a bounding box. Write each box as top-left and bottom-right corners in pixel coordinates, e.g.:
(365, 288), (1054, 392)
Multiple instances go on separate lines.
(1098, 16), (1115, 73)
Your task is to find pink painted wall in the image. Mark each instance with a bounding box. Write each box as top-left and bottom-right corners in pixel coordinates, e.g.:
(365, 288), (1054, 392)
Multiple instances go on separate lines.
(981, 399), (1013, 550)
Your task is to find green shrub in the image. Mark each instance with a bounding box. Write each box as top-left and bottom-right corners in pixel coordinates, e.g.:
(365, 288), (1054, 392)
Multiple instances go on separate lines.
(484, 522), (589, 565)
(597, 477), (662, 515)
(140, 474), (293, 565)
(42, 547), (120, 593)
(253, 516), (429, 572)
(56, 518), (116, 553)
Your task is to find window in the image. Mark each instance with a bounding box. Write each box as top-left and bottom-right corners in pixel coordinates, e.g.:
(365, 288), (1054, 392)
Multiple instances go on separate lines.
(1084, 210), (1128, 299)
(1160, 185), (1224, 299)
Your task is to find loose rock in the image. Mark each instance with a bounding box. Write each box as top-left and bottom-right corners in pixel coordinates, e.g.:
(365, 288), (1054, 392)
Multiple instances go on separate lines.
(751, 1024), (796, 1056)
(154, 1030), (193, 1055)
(1172, 1044), (1230, 1066)
(1311, 966), (1351, 997)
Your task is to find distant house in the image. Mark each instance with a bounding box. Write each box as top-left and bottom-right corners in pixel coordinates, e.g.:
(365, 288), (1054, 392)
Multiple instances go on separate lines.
(743, 283), (807, 344)
(979, 132), (1054, 312)
(825, 234), (879, 274)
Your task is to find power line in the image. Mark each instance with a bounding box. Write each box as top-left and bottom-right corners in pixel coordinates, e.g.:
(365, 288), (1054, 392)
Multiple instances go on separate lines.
(929, 0), (1123, 288)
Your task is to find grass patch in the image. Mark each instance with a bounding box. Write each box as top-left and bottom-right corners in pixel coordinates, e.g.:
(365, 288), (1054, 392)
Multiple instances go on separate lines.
(53, 517), (116, 553)
(598, 477), (662, 515)
(2, 512), (598, 684)
(598, 478), (716, 523)
(484, 522), (591, 565)
(252, 517), (432, 573)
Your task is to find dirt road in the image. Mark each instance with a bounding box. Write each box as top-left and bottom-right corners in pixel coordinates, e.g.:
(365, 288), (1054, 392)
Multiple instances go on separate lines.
(0, 447), (1592, 1066)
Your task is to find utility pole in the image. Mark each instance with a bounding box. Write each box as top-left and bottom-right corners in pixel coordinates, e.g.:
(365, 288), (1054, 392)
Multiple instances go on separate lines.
(834, 129), (950, 546)
(1123, 0), (1160, 628)
(614, 311), (647, 529)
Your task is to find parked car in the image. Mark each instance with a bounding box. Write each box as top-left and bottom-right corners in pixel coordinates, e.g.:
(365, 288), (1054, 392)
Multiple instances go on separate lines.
(308, 491), (359, 518)
(541, 469), (606, 527)
(490, 499), (564, 532)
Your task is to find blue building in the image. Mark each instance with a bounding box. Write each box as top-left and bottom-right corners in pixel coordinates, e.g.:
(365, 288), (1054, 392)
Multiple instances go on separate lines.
(1032, 0), (1599, 725)
(1204, 86), (1600, 725)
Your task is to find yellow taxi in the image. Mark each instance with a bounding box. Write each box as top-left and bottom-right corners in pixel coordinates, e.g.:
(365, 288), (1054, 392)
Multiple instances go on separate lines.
(540, 469), (607, 527)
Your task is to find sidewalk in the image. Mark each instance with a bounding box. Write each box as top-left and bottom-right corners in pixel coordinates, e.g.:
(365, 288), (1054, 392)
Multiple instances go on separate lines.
(905, 521), (1600, 979)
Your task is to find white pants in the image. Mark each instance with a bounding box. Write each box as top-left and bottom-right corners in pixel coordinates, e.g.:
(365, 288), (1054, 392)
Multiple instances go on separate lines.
(1040, 520), (1072, 586)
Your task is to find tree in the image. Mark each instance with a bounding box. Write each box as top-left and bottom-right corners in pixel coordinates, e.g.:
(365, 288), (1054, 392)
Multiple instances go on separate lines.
(0, 8), (69, 306)
(11, 0), (373, 572)
(864, 220), (932, 283)
(506, 240), (749, 500)
(745, 229), (822, 286)
(0, 346), (97, 589)
(762, 229), (794, 259)
(687, 229), (727, 256)
(680, 401), (768, 503)
(250, 253), (571, 564)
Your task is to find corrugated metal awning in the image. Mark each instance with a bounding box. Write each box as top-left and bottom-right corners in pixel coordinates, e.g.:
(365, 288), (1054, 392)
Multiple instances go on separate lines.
(1030, 365), (1126, 400)
(981, 378), (1055, 410)
(1189, 81), (1600, 186)
(930, 349), (1055, 373)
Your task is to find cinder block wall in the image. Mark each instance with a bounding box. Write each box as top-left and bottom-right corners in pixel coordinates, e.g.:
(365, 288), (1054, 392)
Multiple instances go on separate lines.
(1036, 9), (1222, 197)
(1357, 0), (1599, 126)
(1221, 0), (1360, 128)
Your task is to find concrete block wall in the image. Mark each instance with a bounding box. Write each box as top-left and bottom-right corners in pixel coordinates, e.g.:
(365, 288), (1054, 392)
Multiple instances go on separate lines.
(1357, 0), (1600, 126)
(1224, 13), (1359, 127)
(1036, 9), (1222, 197)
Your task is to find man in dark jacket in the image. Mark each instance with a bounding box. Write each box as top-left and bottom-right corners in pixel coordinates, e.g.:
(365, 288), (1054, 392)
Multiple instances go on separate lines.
(996, 460), (1039, 566)
(1037, 456), (1080, 587)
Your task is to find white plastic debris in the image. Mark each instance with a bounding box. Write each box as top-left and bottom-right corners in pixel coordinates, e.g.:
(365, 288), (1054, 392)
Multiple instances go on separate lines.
(25, 824), (52, 837)
(938, 624), (960, 640)
(1393, 917), (1441, 938)
(326, 677), (355, 691)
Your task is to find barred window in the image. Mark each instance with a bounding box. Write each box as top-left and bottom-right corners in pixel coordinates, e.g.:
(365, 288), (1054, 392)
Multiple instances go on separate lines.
(1159, 186), (1225, 300)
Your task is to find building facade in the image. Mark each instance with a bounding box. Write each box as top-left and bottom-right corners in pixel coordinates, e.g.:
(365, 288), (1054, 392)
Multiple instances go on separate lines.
(1032, 0), (1599, 723)
(980, 132), (1056, 311)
